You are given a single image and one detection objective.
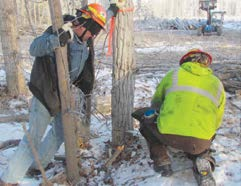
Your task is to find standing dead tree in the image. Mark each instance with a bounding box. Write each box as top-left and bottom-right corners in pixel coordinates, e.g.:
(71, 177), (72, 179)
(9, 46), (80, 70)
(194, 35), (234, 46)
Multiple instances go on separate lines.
(48, 0), (80, 184)
(111, 0), (136, 146)
(0, 0), (27, 96)
(24, 0), (37, 37)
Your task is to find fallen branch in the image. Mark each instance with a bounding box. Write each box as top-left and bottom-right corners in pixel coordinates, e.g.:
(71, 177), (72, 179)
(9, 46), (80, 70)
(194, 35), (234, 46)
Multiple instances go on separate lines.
(229, 101), (241, 111)
(54, 154), (97, 161)
(48, 171), (69, 185)
(0, 114), (28, 123)
(105, 145), (125, 168)
(54, 154), (66, 161)
(0, 139), (20, 150)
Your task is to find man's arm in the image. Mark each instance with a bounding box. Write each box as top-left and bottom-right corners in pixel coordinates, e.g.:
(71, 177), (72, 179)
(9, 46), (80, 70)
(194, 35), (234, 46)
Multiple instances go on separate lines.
(151, 70), (174, 110)
(29, 30), (60, 57)
(151, 82), (165, 111)
(29, 23), (73, 57)
(216, 85), (226, 129)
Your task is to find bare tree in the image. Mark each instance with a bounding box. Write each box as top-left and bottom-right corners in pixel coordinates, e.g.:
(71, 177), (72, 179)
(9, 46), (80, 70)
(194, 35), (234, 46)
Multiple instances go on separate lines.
(48, 0), (80, 183)
(111, 0), (136, 146)
(24, 0), (37, 36)
(0, 0), (27, 96)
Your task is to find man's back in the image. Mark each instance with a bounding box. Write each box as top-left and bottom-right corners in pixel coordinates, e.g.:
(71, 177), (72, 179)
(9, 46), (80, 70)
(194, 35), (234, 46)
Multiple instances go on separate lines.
(155, 62), (225, 140)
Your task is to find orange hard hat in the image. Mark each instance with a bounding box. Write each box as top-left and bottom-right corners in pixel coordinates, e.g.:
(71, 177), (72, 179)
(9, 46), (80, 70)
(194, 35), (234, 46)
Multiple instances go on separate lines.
(179, 49), (212, 66)
(77, 3), (106, 28)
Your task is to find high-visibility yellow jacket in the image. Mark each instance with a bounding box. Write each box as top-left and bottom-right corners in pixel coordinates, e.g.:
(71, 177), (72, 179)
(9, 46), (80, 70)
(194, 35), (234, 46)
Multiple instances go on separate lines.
(151, 62), (226, 140)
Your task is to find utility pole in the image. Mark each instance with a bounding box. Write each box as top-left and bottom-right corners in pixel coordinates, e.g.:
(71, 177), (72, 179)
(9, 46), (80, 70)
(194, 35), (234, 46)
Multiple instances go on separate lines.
(48, 0), (80, 183)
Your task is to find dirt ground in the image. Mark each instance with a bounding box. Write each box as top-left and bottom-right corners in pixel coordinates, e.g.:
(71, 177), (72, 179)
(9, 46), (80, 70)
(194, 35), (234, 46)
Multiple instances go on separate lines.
(134, 29), (241, 68)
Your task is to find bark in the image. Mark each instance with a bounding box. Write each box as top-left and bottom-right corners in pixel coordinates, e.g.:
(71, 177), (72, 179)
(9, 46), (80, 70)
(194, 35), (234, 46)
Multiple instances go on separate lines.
(48, 0), (80, 183)
(82, 94), (91, 143)
(111, 0), (136, 146)
(0, 0), (27, 96)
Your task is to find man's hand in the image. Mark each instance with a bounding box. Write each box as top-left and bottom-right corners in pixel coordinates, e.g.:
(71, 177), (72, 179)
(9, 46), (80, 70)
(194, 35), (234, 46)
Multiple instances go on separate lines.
(56, 22), (74, 47)
(108, 3), (119, 17)
(109, 0), (125, 8)
(109, 0), (125, 4)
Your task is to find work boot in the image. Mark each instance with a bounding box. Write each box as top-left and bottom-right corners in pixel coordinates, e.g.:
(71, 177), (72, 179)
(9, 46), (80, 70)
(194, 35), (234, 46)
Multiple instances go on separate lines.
(153, 163), (173, 177)
(26, 162), (54, 177)
(150, 143), (173, 177)
(193, 157), (216, 186)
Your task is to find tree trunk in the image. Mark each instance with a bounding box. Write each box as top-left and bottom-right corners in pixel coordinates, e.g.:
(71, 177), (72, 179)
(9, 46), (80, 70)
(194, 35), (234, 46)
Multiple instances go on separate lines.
(79, 0), (90, 145)
(79, 1), (90, 144)
(24, 0), (37, 37)
(83, 94), (91, 142)
(0, 0), (27, 96)
(111, 0), (135, 146)
(48, 0), (80, 184)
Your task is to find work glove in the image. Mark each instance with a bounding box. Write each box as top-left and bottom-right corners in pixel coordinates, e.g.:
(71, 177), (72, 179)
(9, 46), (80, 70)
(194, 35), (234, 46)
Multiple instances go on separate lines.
(109, 0), (125, 16)
(56, 22), (74, 47)
(108, 3), (119, 17)
(143, 109), (158, 125)
(109, 0), (125, 7)
(132, 107), (158, 123)
(144, 109), (157, 118)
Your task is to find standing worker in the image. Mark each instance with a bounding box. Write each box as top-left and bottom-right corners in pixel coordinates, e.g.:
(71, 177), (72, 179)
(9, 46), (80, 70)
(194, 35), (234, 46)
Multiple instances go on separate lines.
(132, 49), (226, 186)
(0, 2), (120, 184)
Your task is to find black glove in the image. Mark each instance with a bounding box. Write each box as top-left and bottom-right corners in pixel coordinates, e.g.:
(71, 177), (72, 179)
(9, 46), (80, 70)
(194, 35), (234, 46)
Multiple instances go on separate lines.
(108, 4), (119, 17)
(87, 38), (94, 48)
(57, 28), (71, 47)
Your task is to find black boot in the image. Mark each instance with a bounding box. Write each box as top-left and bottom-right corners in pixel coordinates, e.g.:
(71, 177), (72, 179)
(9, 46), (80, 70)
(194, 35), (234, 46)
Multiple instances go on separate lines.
(154, 163), (173, 177)
(193, 157), (216, 186)
(150, 144), (173, 177)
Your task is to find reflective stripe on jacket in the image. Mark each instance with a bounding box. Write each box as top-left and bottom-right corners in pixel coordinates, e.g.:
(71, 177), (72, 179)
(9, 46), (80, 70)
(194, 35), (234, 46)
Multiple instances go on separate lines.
(151, 62), (226, 140)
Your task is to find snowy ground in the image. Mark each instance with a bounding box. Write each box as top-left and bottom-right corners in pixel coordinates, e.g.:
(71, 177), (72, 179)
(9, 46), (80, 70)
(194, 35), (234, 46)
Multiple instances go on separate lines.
(0, 20), (240, 185)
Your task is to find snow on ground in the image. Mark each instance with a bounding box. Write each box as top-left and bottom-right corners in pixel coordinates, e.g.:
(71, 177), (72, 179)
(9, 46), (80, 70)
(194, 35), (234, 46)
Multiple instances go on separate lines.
(223, 21), (241, 30)
(0, 20), (240, 186)
(0, 65), (240, 186)
(0, 69), (6, 86)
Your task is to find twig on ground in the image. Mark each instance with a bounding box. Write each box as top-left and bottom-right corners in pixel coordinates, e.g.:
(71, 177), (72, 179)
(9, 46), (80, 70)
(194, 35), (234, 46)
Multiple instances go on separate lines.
(229, 101), (241, 111)
(0, 139), (20, 150)
(48, 171), (69, 185)
(22, 123), (52, 186)
(105, 145), (125, 168)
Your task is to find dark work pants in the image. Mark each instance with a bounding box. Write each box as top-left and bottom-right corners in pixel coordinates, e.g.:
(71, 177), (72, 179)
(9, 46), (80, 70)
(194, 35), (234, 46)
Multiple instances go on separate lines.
(139, 119), (214, 155)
